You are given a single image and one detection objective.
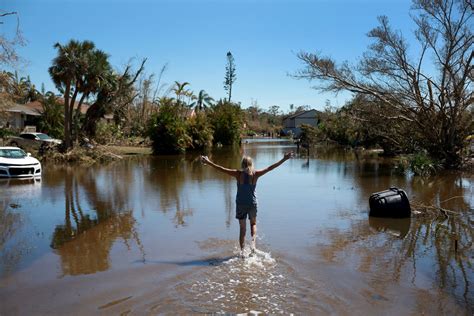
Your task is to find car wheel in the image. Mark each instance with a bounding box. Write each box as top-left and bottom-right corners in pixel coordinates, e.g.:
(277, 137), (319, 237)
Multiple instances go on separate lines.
(10, 141), (18, 147)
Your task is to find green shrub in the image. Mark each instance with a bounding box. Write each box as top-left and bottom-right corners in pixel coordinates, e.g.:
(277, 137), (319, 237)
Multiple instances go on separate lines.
(245, 130), (256, 137)
(300, 124), (319, 146)
(187, 113), (213, 150)
(37, 93), (64, 139)
(0, 128), (15, 138)
(95, 122), (123, 145)
(147, 104), (191, 154)
(209, 100), (243, 145)
(395, 152), (441, 177)
(409, 152), (441, 177)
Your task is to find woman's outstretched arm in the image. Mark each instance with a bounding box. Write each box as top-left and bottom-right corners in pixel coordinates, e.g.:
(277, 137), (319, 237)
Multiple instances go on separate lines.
(255, 151), (293, 178)
(201, 156), (239, 178)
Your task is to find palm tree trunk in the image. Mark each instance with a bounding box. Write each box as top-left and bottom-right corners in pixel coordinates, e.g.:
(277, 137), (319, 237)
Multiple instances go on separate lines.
(73, 93), (87, 142)
(64, 83), (71, 149)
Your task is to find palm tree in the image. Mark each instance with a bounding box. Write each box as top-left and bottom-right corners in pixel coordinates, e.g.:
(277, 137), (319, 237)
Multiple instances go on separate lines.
(4, 71), (39, 104)
(172, 81), (190, 105)
(191, 90), (214, 111)
(72, 49), (112, 140)
(49, 40), (112, 148)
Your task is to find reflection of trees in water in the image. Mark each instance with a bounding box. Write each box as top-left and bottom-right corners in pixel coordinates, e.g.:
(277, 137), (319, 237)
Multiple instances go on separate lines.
(404, 214), (472, 306)
(299, 146), (474, 309)
(345, 154), (472, 214)
(0, 201), (23, 276)
(206, 147), (242, 227)
(54, 211), (138, 275)
(146, 156), (194, 227)
(318, 211), (473, 311)
(48, 165), (142, 275)
(145, 149), (243, 228)
(0, 178), (42, 276)
(331, 156), (473, 310)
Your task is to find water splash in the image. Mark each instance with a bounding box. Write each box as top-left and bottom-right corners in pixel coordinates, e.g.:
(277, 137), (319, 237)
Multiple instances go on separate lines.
(172, 246), (299, 314)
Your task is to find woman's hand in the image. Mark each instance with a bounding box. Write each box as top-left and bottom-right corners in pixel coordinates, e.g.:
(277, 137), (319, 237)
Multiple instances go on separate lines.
(284, 151), (294, 160)
(200, 155), (210, 165)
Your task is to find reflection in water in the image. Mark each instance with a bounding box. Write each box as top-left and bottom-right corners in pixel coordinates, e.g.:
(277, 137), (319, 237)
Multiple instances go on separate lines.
(368, 217), (411, 238)
(55, 211), (137, 276)
(144, 148), (243, 228)
(0, 178), (41, 276)
(319, 210), (473, 311)
(0, 141), (472, 314)
(45, 165), (142, 275)
(401, 213), (473, 309)
(145, 156), (195, 227)
(0, 202), (23, 276)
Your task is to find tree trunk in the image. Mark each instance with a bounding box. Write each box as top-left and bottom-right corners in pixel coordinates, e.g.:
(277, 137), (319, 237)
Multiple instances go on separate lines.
(73, 93), (87, 142)
(83, 96), (108, 138)
(63, 83), (71, 150)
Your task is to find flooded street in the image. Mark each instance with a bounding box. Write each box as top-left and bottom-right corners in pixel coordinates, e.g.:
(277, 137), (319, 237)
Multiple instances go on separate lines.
(0, 139), (473, 314)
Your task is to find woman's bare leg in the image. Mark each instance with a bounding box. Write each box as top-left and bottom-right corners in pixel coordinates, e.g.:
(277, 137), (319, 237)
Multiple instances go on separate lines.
(250, 217), (257, 252)
(239, 219), (246, 251)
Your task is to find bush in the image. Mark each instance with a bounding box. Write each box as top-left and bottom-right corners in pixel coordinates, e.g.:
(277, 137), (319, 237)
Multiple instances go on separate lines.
(187, 113), (213, 150)
(209, 100), (243, 145)
(95, 122), (123, 145)
(299, 124), (319, 146)
(0, 128), (15, 138)
(245, 130), (257, 137)
(147, 104), (191, 154)
(37, 93), (64, 139)
(394, 152), (441, 177)
(409, 152), (441, 177)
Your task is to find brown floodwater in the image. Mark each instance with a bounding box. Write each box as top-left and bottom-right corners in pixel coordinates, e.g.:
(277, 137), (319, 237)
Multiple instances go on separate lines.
(0, 139), (472, 314)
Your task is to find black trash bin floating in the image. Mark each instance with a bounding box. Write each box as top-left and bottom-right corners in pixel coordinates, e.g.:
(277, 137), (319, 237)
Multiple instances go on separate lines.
(369, 187), (411, 218)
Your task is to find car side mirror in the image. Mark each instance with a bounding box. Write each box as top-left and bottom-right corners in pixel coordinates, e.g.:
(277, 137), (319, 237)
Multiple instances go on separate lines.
(27, 153), (31, 157)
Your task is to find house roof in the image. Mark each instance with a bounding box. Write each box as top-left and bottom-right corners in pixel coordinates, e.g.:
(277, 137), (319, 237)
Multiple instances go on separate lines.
(5, 99), (91, 115)
(6, 104), (41, 116)
(283, 109), (320, 121)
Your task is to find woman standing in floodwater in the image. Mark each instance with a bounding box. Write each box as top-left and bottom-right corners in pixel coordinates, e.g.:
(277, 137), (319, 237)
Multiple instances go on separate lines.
(201, 152), (293, 256)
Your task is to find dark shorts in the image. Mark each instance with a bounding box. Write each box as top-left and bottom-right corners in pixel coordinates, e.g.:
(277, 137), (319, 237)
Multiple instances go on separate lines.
(236, 204), (257, 220)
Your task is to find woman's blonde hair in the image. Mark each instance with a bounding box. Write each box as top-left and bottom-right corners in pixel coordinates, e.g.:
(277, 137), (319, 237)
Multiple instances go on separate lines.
(241, 156), (254, 174)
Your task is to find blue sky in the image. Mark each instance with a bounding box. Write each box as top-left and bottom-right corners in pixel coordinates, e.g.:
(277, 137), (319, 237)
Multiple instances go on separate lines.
(3, 0), (415, 112)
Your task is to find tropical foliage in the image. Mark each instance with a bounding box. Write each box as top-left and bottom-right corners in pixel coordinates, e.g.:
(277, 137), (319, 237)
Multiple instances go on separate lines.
(191, 90), (214, 111)
(395, 152), (442, 177)
(209, 99), (244, 145)
(37, 92), (64, 139)
(49, 40), (113, 148)
(186, 112), (213, 150)
(147, 101), (191, 154)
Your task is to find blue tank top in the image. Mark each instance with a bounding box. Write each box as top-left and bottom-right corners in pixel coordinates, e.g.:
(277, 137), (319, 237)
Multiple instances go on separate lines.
(236, 172), (257, 206)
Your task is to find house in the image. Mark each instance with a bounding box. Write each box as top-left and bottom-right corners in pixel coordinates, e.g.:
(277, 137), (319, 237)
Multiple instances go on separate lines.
(1, 99), (91, 131)
(1, 102), (41, 130)
(282, 109), (321, 137)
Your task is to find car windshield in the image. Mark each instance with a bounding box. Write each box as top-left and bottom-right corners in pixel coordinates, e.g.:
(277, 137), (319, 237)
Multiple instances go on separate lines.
(36, 133), (52, 140)
(0, 148), (27, 158)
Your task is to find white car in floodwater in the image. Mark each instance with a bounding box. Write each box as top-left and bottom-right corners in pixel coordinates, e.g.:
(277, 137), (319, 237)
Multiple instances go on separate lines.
(0, 147), (42, 178)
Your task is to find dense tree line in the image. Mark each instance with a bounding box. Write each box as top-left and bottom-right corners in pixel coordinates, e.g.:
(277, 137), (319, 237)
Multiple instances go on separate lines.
(295, 0), (473, 168)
